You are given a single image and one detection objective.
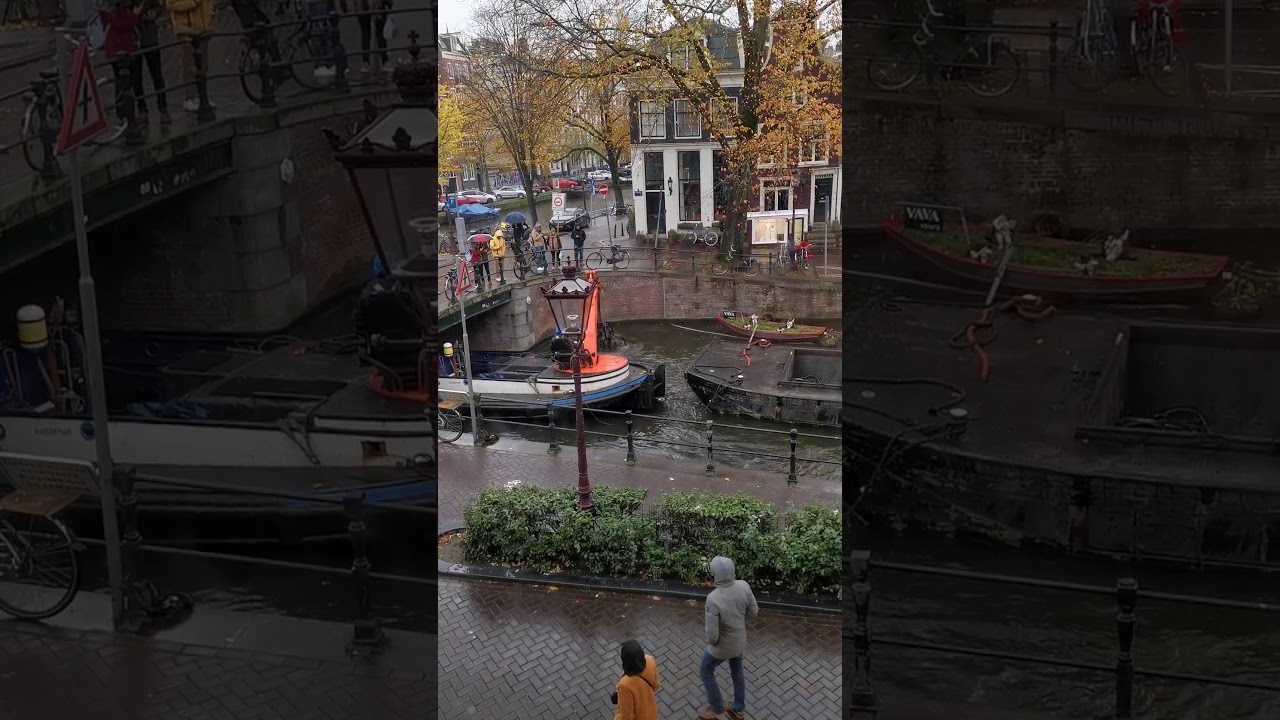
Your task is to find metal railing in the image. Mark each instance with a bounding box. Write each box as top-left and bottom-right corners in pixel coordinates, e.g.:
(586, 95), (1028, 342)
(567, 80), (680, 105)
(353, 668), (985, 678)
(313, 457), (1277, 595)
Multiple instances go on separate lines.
(451, 401), (840, 484)
(8, 2), (437, 183)
(846, 551), (1280, 719)
(81, 466), (433, 648)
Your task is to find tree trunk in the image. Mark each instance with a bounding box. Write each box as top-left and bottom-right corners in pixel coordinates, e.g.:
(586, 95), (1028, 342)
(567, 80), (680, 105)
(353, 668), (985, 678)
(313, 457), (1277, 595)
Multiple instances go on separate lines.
(722, 156), (753, 255)
(607, 152), (625, 211)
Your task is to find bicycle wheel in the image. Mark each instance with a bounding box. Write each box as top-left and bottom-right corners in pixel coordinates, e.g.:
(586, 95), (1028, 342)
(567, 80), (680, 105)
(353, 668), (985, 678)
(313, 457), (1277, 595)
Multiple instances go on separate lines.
(963, 41), (1021, 98)
(20, 105), (47, 173)
(1063, 39), (1114, 92)
(438, 409), (464, 444)
(0, 511), (80, 620)
(613, 249), (630, 270)
(445, 274), (457, 302)
(742, 259), (760, 278)
(239, 45), (272, 104)
(866, 44), (924, 91)
(703, 231), (718, 247)
(585, 251), (606, 270)
(287, 31), (330, 91)
(1148, 46), (1189, 98)
(512, 260), (526, 280)
(713, 261), (730, 276)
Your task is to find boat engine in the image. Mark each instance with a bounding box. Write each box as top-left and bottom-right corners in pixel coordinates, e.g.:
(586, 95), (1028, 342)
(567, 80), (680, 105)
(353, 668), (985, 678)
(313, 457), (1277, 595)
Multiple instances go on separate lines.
(353, 276), (431, 392)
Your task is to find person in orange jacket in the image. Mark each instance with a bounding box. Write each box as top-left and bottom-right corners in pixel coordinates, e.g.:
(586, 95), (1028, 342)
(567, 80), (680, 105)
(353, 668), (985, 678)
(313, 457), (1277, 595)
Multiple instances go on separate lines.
(490, 227), (507, 284)
(612, 640), (660, 720)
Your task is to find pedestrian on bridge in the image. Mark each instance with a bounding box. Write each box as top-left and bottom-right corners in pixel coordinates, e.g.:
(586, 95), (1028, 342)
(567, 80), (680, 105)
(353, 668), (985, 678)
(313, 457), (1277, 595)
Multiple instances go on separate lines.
(353, 0), (391, 74)
(698, 556), (757, 720)
(571, 222), (586, 267)
(611, 639), (660, 720)
(531, 224), (547, 270)
(102, 0), (143, 117)
(548, 225), (565, 267)
(491, 227), (508, 284)
(166, 0), (214, 113)
(135, 0), (170, 124)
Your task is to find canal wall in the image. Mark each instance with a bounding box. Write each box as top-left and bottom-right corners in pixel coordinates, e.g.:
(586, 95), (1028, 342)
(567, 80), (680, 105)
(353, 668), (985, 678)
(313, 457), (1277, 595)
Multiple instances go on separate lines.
(463, 273), (842, 351)
(847, 96), (1280, 234)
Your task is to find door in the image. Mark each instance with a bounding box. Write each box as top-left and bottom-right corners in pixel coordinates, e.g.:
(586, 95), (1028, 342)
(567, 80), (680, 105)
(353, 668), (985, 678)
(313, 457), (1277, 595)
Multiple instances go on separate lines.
(814, 176), (834, 223)
(645, 192), (666, 235)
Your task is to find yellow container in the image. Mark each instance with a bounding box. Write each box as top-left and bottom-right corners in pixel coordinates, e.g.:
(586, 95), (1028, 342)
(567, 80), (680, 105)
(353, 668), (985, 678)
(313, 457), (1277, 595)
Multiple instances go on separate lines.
(16, 304), (48, 350)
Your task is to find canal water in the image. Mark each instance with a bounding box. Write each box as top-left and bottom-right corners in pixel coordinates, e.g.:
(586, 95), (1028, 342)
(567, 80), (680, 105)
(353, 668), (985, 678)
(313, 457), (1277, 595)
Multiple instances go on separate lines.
(846, 227), (1280, 719)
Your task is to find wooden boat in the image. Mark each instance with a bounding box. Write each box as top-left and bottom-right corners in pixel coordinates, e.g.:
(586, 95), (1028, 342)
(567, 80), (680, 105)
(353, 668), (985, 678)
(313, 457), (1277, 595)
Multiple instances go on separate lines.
(714, 311), (828, 343)
(686, 341), (839, 426)
(882, 217), (1230, 297)
(846, 300), (1280, 570)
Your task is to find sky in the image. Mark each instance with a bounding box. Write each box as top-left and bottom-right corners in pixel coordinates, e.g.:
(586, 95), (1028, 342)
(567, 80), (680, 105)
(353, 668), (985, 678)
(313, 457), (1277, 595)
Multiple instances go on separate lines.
(439, 0), (473, 34)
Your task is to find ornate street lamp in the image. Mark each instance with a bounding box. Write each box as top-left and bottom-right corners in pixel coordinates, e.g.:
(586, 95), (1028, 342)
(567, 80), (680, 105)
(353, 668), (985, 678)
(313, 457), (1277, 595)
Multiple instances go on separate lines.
(325, 34), (438, 408)
(542, 266), (597, 512)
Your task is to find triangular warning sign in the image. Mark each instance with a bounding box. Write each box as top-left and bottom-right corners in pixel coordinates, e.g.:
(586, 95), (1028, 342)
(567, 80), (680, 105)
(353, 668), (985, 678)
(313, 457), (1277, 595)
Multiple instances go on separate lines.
(55, 39), (108, 156)
(455, 261), (474, 295)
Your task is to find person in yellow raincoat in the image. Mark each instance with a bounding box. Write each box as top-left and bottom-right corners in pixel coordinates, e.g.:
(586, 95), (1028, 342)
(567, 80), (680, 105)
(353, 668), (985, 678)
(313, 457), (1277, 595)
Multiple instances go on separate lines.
(490, 226), (508, 284)
(165, 0), (215, 113)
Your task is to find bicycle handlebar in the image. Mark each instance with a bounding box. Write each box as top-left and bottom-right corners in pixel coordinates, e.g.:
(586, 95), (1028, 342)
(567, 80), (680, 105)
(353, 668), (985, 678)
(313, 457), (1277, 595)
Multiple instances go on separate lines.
(924, 0), (943, 17)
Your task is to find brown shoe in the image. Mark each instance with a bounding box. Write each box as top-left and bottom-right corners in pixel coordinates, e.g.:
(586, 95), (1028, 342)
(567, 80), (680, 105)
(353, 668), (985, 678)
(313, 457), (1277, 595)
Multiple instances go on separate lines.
(726, 710), (745, 720)
(697, 707), (722, 719)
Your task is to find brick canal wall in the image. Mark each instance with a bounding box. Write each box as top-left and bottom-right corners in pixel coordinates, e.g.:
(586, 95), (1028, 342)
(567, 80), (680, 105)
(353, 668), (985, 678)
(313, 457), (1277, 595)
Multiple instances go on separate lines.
(846, 96), (1280, 233)
(463, 274), (842, 352)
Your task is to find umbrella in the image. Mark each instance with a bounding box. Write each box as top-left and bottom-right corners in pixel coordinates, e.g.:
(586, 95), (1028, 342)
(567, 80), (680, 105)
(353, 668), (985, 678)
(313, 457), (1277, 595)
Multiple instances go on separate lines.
(470, 234), (492, 244)
(505, 211), (528, 225)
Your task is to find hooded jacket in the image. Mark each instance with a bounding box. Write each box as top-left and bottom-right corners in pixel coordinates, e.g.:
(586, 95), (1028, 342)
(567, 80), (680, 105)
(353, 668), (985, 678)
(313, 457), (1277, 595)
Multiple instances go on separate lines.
(614, 654), (660, 720)
(166, 0), (213, 35)
(490, 231), (506, 258)
(705, 556), (759, 659)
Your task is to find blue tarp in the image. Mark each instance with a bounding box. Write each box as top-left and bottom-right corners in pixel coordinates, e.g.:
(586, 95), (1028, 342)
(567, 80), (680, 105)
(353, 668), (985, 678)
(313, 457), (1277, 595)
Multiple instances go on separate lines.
(456, 203), (498, 218)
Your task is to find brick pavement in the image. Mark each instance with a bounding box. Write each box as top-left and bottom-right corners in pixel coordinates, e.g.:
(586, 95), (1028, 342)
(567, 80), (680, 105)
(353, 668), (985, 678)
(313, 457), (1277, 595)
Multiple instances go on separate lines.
(438, 577), (841, 719)
(0, 619), (433, 719)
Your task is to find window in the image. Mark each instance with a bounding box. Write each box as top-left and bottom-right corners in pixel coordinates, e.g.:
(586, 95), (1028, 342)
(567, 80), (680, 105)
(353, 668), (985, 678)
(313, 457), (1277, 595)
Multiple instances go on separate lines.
(670, 42), (694, 70)
(762, 179), (790, 212)
(799, 124), (829, 165)
(710, 97), (739, 135)
(674, 99), (701, 139)
(644, 152), (664, 191)
(639, 100), (666, 139)
(678, 151), (702, 222)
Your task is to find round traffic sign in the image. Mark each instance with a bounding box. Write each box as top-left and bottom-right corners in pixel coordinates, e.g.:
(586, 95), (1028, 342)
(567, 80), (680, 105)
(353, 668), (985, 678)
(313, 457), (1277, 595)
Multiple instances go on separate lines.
(597, 185), (608, 195)
(551, 194), (565, 209)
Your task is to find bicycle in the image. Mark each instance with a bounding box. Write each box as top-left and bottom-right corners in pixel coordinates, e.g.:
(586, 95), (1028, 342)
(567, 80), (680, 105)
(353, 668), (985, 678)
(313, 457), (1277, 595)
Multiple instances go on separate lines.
(437, 399), (464, 444)
(793, 251), (814, 277)
(1063, 0), (1119, 91)
(685, 224), (719, 247)
(865, 0), (1021, 98)
(712, 245), (760, 277)
(0, 452), (92, 620)
(1130, 0), (1188, 96)
(20, 56), (127, 173)
(586, 241), (630, 270)
(238, 0), (338, 103)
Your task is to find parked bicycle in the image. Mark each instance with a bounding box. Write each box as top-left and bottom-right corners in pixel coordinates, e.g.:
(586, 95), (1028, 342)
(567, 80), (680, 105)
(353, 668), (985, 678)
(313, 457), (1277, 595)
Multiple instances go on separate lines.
(792, 250), (814, 277)
(20, 54), (127, 172)
(1063, 0), (1118, 91)
(586, 240), (630, 271)
(238, 0), (337, 104)
(865, 0), (1021, 98)
(437, 399), (464, 444)
(713, 244), (760, 277)
(685, 224), (719, 247)
(1130, 0), (1188, 96)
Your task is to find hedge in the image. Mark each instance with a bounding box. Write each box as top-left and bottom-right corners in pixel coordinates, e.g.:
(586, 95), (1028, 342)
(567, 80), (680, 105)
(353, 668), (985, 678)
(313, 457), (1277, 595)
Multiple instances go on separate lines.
(460, 485), (841, 595)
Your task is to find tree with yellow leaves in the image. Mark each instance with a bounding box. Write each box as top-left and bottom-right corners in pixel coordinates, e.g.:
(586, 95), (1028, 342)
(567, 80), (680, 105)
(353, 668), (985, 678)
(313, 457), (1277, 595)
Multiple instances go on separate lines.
(523, 0), (841, 251)
(439, 84), (465, 179)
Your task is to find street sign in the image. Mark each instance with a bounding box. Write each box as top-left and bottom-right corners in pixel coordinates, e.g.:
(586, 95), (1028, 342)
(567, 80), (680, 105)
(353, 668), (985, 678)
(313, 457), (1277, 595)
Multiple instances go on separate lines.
(56, 39), (107, 156)
(551, 192), (566, 210)
(597, 185), (608, 196)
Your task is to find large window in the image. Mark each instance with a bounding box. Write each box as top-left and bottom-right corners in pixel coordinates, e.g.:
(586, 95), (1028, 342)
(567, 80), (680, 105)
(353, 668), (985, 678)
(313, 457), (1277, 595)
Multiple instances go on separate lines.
(678, 151), (702, 222)
(762, 179), (790, 212)
(800, 122), (829, 165)
(639, 100), (666, 139)
(644, 152), (664, 191)
(674, 99), (701, 139)
(670, 42), (694, 70)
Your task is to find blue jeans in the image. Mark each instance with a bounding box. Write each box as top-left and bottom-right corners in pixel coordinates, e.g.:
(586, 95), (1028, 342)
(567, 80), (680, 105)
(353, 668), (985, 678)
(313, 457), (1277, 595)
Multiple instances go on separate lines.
(306, 0), (336, 68)
(699, 650), (745, 713)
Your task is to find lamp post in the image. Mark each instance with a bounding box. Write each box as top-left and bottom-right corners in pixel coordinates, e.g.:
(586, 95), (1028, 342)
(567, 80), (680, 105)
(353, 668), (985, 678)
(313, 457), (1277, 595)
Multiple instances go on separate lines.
(542, 267), (597, 512)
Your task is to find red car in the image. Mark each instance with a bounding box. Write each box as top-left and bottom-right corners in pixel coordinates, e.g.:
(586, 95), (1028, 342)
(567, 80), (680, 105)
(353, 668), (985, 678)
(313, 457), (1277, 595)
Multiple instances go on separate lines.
(549, 178), (580, 190)
(449, 194), (485, 205)
(533, 183), (551, 192)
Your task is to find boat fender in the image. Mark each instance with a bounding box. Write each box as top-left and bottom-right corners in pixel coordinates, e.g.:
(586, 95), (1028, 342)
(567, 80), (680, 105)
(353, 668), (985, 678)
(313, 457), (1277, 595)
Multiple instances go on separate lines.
(16, 305), (48, 350)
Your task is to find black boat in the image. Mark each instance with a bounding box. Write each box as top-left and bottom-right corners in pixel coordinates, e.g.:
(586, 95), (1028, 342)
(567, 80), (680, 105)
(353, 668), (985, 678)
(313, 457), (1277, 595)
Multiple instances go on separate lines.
(685, 341), (839, 426)
(846, 299), (1280, 570)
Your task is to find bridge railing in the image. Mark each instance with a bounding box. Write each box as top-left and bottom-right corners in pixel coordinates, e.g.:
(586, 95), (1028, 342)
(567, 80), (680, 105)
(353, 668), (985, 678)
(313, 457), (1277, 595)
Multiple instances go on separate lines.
(440, 396), (840, 482)
(75, 466), (435, 646)
(846, 551), (1280, 719)
(11, 3), (436, 182)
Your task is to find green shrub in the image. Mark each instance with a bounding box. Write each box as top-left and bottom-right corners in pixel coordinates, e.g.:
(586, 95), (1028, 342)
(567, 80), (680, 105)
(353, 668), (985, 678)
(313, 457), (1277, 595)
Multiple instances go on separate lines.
(460, 485), (840, 595)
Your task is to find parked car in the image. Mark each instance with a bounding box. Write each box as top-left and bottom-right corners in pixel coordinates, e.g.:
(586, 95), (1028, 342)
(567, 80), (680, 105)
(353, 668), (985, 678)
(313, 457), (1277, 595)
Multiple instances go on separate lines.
(494, 185), (527, 200)
(587, 170), (611, 181)
(438, 201), (446, 211)
(548, 178), (580, 190)
(550, 207), (589, 231)
(459, 190), (496, 203)
(451, 194), (485, 205)
(532, 182), (551, 192)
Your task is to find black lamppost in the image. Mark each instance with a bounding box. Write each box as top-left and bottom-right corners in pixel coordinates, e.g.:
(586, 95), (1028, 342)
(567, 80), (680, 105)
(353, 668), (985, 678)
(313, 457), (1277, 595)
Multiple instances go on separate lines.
(542, 267), (597, 512)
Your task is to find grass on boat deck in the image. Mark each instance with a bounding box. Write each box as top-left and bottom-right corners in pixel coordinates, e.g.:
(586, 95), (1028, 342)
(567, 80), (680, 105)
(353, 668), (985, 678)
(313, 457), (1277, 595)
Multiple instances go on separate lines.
(722, 317), (826, 333)
(905, 228), (1222, 277)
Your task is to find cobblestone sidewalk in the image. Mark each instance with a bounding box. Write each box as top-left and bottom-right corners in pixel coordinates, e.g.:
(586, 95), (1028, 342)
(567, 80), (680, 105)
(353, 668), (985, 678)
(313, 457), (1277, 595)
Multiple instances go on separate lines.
(439, 577), (842, 719)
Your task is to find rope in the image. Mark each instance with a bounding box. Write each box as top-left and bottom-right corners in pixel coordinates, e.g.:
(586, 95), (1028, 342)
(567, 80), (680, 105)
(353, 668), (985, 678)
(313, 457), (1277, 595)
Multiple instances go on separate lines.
(949, 295), (1056, 383)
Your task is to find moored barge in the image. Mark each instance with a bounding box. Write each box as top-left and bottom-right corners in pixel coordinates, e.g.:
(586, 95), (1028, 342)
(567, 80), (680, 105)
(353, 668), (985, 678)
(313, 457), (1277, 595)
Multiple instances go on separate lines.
(686, 340), (839, 426)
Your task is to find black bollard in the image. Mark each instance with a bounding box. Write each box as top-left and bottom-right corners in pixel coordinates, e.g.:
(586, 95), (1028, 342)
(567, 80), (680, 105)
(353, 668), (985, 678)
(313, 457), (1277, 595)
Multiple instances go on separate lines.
(1115, 577), (1138, 719)
(345, 492), (386, 650)
(252, 21), (278, 109)
(624, 410), (636, 465)
(192, 35), (216, 122)
(849, 550), (878, 717)
(787, 428), (798, 486)
(547, 412), (560, 454)
(328, 10), (349, 93)
(705, 420), (714, 475)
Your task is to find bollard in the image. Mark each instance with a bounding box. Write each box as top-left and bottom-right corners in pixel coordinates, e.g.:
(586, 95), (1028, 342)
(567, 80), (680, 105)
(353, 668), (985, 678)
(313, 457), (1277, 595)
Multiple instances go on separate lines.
(329, 11), (350, 93)
(253, 21), (278, 108)
(705, 419), (715, 475)
(192, 35), (216, 122)
(1115, 577), (1138, 719)
(624, 410), (636, 465)
(849, 550), (878, 718)
(345, 492), (387, 650)
(547, 412), (560, 454)
(114, 56), (144, 146)
(787, 428), (798, 486)
(1048, 21), (1060, 95)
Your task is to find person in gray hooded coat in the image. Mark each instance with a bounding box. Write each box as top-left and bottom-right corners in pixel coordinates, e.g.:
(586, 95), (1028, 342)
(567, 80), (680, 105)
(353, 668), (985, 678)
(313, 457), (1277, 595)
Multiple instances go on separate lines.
(698, 556), (759, 719)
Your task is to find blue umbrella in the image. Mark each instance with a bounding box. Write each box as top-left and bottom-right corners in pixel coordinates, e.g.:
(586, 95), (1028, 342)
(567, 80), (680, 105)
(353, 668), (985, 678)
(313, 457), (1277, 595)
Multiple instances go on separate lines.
(505, 211), (528, 225)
